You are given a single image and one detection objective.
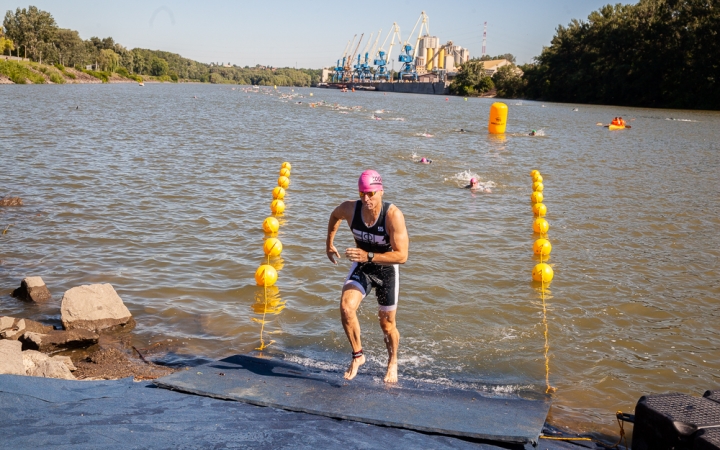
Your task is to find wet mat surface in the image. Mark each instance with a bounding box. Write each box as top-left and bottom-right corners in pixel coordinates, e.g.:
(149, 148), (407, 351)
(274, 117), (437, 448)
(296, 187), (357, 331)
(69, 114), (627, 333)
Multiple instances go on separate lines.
(154, 354), (551, 445)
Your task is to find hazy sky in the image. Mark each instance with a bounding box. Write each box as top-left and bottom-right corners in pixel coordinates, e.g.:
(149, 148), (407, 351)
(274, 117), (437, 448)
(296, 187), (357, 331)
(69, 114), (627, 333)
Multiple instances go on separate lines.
(1, 1), (618, 67)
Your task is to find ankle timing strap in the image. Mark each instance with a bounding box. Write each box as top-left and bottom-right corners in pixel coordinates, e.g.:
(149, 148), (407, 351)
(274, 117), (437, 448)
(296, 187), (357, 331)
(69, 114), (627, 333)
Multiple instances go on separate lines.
(352, 349), (364, 359)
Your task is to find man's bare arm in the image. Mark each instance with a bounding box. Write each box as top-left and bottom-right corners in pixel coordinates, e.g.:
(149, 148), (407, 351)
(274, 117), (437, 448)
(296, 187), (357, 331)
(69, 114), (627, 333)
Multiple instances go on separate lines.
(326, 201), (355, 264)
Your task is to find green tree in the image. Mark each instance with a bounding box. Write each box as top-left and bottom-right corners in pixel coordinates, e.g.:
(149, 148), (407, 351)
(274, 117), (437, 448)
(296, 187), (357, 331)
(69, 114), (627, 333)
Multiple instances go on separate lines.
(523, 0), (720, 109)
(98, 48), (119, 72)
(449, 59), (494, 95)
(150, 56), (169, 76)
(52, 28), (84, 66)
(492, 65), (525, 98)
(3, 6), (57, 60)
(0, 29), (15, 56)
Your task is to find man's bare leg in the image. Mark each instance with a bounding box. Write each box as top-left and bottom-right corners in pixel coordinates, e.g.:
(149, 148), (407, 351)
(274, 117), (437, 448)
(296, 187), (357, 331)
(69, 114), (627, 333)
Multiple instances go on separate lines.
(379, 309), (399, 383)
(340, 286), (365, 380)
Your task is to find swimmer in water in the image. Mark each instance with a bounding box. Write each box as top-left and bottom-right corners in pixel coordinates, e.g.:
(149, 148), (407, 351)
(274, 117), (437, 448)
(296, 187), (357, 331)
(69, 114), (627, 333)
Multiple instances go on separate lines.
(529, 129), (537, 136)
(465, 177), (481, 190)
(418, 157), (432, 164)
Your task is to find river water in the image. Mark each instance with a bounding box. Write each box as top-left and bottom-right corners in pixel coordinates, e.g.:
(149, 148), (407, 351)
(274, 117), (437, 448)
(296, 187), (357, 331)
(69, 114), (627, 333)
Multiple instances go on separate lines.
(1, 83), (719, 436)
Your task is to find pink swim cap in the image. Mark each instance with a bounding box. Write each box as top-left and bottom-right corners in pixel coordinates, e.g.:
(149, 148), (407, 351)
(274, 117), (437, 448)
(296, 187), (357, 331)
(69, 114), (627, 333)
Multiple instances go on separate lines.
(358, 170), (383, 192)
(470, 177), (477, 184)
(420, 157), (427, 163)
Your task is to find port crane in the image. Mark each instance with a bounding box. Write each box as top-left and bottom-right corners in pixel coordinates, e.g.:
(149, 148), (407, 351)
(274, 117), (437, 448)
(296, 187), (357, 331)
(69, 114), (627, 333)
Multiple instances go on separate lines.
(398, 11), (429, 81)
(373, 23), (401, 81)
(342, 33), (364, 82)
(360, 31), (381, 81)
(352, 31), (376, 82)
(333, 36), (355, 83)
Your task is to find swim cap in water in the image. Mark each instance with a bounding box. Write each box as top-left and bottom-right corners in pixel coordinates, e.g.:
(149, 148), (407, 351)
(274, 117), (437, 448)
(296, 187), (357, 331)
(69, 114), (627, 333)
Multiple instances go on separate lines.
(421, 157), (427, 163)
(470, 177), (477, 184)
(358, 170), (383, 192)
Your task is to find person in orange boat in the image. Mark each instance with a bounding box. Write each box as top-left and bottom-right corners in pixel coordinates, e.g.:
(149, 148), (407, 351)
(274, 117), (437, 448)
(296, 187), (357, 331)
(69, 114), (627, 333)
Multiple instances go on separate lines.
(611, 117), (621, 126)
(619, 117), (627, 126)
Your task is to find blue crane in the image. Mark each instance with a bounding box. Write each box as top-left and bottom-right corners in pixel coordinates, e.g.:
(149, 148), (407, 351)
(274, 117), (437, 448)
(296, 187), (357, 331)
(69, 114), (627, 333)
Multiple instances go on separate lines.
(374, 23), (400, 81)
(397, 11), (429, 82)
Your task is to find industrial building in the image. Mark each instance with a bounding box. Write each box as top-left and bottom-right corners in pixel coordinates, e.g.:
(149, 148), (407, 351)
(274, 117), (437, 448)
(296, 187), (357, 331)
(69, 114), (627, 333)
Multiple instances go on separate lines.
(324, 11), (472, 86)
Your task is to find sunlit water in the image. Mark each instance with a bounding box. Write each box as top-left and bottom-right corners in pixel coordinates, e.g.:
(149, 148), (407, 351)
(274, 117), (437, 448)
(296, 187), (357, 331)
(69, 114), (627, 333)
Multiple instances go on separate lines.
(1, 84), (719, 436)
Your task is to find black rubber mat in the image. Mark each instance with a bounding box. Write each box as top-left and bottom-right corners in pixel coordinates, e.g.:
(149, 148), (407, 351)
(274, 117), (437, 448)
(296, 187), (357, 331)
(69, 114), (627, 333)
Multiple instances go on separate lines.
(154, 354), (551, 445)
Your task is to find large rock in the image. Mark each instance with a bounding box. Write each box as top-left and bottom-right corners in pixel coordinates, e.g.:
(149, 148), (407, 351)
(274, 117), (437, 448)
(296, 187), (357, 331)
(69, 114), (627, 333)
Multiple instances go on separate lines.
(20, 329), (99, 352)
(60, 283), (134, 332)
(0, 340), (25, 375)
(12, 276), (52, 302)
(22, 350), (76, 380)
(0, 316), (54, 340)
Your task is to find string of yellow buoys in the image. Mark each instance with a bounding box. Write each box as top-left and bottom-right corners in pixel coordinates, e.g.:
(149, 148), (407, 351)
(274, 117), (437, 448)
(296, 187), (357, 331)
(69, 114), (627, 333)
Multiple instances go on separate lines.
(253, 162), (292, 350)
(530, 169), (556, 394)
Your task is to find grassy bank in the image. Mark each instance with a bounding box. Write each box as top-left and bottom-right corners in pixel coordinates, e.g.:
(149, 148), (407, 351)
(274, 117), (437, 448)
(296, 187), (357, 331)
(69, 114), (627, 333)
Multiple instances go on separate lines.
(0, 60), (167, 84)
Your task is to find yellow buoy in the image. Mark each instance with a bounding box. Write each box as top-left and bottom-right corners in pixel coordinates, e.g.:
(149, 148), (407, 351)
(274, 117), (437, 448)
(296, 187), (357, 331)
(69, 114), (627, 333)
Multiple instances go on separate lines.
(533, 217), (550, 233)
(271, 199), (285, 214)
(532, 263), (554, 282)
(281, 162), (292, 170)
(262, 217), (280, 234)
(531, 191), (544, 204)
(255, 264), (278, 286)
(278, 176), (290, 189)
(532, 173), (544, 183)
(533, 238), (552, 256)
(532, 203), (548, 217)
(530, 170), (540, 177)
(488, 102), (508, 134)
(263, 237), (283, 257)
(533, 181), (544, 192)
(272, 186), (286, 200)
(279, 167), (291, 178)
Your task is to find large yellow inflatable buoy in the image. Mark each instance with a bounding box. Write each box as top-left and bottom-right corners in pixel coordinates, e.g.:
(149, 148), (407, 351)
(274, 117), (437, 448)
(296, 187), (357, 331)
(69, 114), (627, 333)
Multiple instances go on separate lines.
(272, 186), (286, 200)
(281, 162), (292, 170)
(532, 173), (543, 183)
(255, 264), (278, 286)
(271, 199), (285, 214)
(533, 238), (552, 256)
(532, 203), (548, 217)
(279, 168), (291, 178)
(278, 176), (290, 189)
(262, 217), (280, 233)
(488, 102), (508, 134)
(532, 263), (554, 282)
(263, 238), (283, 257)
(531, 191), (544, 204)
(530, 170), (540, 177)
(533, 182), (544, 192)
(533, 218), (550, 233)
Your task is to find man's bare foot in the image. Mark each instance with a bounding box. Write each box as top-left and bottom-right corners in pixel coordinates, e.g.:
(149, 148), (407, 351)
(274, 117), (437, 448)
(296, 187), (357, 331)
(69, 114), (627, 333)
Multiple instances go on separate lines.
(344, 355), (365, 380)
(384, 362), (398, 383)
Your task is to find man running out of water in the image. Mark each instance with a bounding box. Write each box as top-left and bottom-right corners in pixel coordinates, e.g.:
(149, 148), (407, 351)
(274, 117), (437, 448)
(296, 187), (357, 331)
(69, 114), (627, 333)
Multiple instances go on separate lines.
(326, 170), (409, 383)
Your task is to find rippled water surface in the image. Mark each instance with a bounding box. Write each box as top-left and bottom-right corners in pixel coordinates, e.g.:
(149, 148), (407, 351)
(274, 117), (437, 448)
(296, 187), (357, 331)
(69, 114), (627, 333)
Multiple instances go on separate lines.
(1, 84), (719, 434)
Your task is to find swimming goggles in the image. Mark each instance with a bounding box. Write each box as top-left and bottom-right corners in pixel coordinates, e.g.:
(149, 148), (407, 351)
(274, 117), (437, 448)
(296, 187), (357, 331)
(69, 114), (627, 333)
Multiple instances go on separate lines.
(359, 191), (379, 198)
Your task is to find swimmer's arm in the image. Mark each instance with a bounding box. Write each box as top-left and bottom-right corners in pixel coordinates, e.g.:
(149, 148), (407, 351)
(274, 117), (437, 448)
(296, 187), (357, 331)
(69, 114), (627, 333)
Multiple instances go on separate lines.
(376, 205), (409, 265)
(326, 201), (355, 264)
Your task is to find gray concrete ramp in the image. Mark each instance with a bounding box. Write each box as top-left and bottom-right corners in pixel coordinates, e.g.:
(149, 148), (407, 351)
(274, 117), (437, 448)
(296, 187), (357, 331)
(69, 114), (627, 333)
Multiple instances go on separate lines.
(154, 354), (551, 446)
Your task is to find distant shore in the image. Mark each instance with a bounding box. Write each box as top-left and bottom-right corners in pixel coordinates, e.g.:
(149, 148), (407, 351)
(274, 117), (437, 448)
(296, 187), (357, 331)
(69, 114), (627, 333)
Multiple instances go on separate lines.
(0, 59), (178, 85)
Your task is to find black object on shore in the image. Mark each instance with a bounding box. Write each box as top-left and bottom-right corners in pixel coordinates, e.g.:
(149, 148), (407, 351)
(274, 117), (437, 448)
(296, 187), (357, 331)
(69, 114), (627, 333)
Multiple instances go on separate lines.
(154, 354), (551, 446)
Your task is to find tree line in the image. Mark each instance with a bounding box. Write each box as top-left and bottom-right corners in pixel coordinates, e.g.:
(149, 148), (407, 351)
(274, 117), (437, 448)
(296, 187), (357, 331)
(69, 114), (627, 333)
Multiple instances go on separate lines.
(449, 0), (718, 110)
(2, 5), (321, 85)
(522, 0), (719, 109)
